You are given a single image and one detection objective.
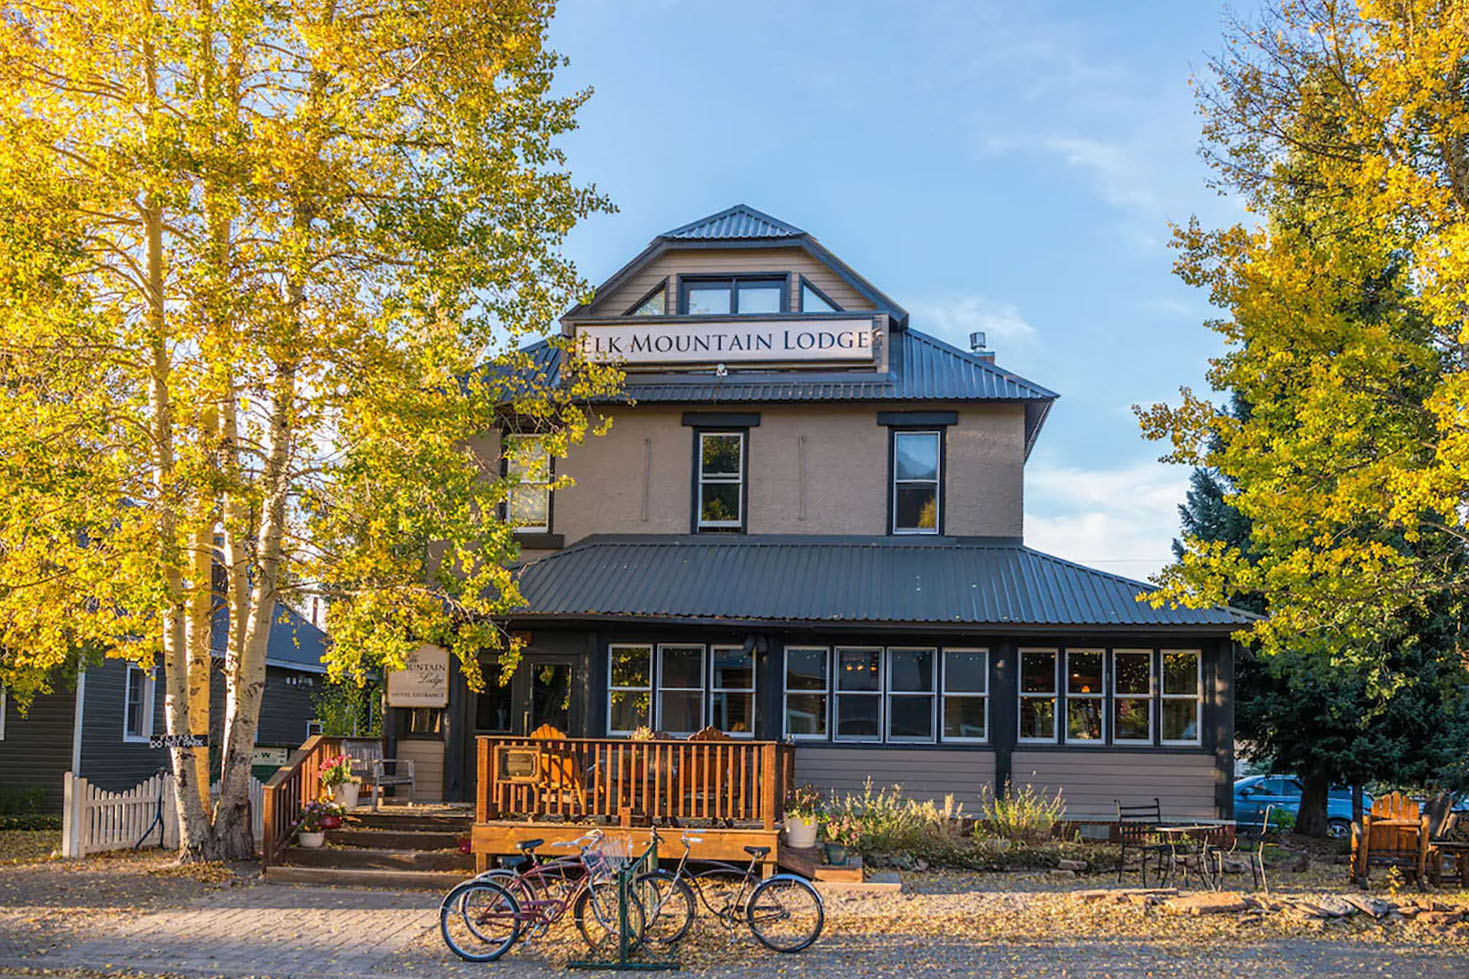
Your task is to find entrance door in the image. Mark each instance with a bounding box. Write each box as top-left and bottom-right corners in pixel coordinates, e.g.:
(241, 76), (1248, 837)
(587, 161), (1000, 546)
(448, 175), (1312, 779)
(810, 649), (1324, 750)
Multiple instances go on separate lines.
(524, 660), (574, 734)
(464, 653), (579, 803)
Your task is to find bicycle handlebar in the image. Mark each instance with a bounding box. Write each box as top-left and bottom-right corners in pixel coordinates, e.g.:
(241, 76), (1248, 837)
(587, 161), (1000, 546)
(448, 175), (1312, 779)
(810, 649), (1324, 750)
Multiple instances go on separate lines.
(550, 829), (605, 849)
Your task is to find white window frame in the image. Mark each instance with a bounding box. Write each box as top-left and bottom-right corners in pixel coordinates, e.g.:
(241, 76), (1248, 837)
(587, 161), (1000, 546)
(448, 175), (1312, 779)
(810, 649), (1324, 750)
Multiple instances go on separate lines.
(306, 719), (324, 738)
(1111, 649), (1155, 745)
(1063, 648), (1106, 746)
(656, 643), (706, 736)
(607, 643), (654, 736)
(1017, 648), (1059, 744)
(504, 434), (551, 533)
(1160, 649), (1204, 746)
(0, 686), (7, 740)
(123, 664), (156, 743)
(891, 430), (942, 535)
(709, 644), (756, 738)
(884, 647), (938, 744)
(832, 646), (884, 743)
(782, 646), (830, 741)
(940, 648), (989, 744)
(696, 431), (745, 531)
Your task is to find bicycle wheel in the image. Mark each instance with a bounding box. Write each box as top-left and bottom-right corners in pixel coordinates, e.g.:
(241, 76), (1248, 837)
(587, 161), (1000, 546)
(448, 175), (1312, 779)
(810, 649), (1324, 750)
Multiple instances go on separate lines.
(440, 879), (521, 962)
(692, 866), (749, 924)
(633, 869), (696, 945)
(573, 882), (646, 955)
(746, 875), (824, 953)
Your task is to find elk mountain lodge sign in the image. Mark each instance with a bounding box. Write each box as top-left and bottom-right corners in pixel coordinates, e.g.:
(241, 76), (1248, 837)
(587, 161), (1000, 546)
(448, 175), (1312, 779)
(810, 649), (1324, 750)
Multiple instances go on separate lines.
(575, 317), (877, 366)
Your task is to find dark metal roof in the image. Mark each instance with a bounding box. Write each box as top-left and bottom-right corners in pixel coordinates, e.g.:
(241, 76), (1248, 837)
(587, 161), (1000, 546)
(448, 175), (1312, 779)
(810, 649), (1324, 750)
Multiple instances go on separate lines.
(512, 536), (1255, 632)
(661, 204), (804, 240)
(212, 601), (329, 673)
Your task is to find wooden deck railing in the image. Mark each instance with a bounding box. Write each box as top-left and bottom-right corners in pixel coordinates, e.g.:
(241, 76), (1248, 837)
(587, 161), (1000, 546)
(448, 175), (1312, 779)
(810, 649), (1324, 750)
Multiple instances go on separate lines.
(476, 735), (796, 829)
(261, 735), (340, 867)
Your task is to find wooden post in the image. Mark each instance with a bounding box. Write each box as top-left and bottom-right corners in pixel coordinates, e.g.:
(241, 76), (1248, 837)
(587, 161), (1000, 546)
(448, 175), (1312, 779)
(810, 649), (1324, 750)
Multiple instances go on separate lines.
(760, 743), (777, 831)
(261, 784), (276, 868)
(61, 772), (76, 858)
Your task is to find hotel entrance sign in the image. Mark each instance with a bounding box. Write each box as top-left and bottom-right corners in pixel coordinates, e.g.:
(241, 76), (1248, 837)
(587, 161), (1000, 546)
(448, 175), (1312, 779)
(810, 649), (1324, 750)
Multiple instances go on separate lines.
(386, 643), (451, 708)
(576, 317), (876, 366)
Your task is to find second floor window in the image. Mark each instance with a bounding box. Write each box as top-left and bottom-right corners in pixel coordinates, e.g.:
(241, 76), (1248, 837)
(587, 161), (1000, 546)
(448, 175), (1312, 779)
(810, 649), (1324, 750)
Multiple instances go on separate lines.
(892, 430), (941, 534)
(681, 276), (785, 315)
(696, 431), (744, 531)
(504, 435), (550, 533)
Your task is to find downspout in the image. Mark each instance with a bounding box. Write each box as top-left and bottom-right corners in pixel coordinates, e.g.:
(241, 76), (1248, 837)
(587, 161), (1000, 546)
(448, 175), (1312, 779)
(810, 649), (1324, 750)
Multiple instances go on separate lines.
(71, 669), (87, 775)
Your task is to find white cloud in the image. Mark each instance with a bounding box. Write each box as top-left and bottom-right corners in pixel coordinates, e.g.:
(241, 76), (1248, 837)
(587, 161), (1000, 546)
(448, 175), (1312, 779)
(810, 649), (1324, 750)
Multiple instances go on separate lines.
(1024, 455), (1188, 581)
(909, 295), (1037, 352)
(1039, 135), (1161, 212)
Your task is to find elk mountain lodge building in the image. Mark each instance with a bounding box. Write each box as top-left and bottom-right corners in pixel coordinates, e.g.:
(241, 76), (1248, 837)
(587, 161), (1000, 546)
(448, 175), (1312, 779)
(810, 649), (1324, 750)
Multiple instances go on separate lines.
(356, 205), (1251, 870)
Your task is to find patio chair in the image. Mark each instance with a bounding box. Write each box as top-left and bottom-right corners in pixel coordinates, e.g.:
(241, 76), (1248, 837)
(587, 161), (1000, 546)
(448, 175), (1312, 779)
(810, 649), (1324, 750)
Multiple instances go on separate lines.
(530, 723), (587, 810)
(682, 725), (739, 821)
(1426, 807), (1469, 887)
(1210, 804), (1275, 894)
(1350, 791), (1428, 888)
(1116, 797), (1169, 885)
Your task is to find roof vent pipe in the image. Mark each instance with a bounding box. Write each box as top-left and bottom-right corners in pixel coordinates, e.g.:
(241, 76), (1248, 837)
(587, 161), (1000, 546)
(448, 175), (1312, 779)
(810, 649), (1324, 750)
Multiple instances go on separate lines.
(969, 331), (996, 363)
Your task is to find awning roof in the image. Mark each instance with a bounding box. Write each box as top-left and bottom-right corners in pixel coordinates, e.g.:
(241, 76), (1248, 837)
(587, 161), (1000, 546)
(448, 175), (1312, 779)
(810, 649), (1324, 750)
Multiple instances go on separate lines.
(512, 536), (1256, 633)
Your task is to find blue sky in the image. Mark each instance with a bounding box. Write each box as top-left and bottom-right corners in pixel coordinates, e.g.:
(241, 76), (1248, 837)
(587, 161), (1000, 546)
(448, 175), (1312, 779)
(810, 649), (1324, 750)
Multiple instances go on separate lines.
(547, 0), (1249, 580)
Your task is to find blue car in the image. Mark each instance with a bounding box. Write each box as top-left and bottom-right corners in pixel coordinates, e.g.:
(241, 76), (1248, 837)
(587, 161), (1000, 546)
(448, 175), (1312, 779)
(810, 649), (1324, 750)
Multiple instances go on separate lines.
(1233, 774), (1369, 838)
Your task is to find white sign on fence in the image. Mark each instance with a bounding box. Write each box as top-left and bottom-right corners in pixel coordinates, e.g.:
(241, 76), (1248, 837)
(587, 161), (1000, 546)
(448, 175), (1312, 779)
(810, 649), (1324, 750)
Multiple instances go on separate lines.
(386, 643), (450, 708)
(61, 771), (263, 858)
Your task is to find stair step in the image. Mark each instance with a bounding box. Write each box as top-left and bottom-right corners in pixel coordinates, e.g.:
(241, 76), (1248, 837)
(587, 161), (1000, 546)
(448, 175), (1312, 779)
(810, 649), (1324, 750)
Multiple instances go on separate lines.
(329, 828), (465, 850)
(265, 865), (470, 891)
(345, 811), (474, 832)
(285, 845), (474, 872)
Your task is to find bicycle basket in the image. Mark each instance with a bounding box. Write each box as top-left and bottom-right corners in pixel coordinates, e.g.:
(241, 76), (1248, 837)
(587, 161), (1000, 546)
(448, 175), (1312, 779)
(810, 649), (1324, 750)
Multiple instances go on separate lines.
(584, 833), (632, 882)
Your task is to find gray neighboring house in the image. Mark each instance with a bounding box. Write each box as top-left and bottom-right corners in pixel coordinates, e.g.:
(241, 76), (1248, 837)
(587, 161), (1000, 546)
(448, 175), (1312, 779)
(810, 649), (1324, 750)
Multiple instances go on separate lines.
(0, 603), (327, 809)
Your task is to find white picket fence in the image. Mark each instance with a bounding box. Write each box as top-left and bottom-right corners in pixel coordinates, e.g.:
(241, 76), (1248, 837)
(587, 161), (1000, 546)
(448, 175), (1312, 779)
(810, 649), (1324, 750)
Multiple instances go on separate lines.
(61, 770), (264, 858)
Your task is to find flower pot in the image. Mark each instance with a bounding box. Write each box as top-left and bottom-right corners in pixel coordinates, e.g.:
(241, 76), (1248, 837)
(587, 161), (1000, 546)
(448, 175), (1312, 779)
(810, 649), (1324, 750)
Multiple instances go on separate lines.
(824, 843), (848, 867)
(785, 815), (819, 849)
(298, 830), (325, 848)
(320, 815), (342, 830)
(333, 781), (360, 810)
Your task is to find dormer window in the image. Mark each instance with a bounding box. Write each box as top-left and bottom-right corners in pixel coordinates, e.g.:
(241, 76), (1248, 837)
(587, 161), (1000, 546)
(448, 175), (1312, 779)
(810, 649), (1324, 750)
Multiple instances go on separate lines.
(626, 280), (667, 316)
(680, 275), (786, 315)
(800, 278), (841, 313)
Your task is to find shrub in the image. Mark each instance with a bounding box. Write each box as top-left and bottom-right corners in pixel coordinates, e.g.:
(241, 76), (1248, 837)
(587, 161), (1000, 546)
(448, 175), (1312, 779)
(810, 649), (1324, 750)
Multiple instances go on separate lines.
(975, 781), (1066, 843)
(0, 783), (48, 817)
(822, 778), (966, 856)
(784, 784), (825, 821)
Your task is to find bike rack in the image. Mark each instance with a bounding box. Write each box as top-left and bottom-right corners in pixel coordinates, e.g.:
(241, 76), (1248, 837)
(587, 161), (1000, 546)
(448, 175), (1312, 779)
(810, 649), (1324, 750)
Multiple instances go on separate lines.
(568, 836), (677, 972)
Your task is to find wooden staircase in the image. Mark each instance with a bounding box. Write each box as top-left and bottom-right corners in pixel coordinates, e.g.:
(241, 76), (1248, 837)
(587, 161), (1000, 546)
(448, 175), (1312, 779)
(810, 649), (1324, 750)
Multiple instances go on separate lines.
(264, 807), (476, 890)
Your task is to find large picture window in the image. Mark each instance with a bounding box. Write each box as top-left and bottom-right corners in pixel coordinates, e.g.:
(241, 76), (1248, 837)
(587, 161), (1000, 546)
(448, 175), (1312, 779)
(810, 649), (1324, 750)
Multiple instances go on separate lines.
(834, 646), (883, 742)
(892, 430), (941, 534)
(657, 644), (705, 736)
(710, 646), (755, 736)
(696, 431), (745, 532)
(886, 647), (936, 742)
(784, 647), (830, 739)
(1113, 650), (1153, 744)
(608, 644), (653, 735)
(1065, 650), (1105, 743)
(504, 434), (550, 533)
(1161, 650), (1203, 744)
(941, 649), (988, 742)
(1018, 649), (1057, 743)
(123, 665), (154, 742)
(681, 276), (786, 315)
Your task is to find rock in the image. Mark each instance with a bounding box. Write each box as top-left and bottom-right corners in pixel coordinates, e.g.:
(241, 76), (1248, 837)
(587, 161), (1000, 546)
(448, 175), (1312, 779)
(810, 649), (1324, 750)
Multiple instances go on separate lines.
(1220, 858), (1248, 873)
(1047, 869), (1076, 879)
(1056, 859), (1087, 872)
(1343, 895), (1392, 918)
(914, 858), (929, 872)
(1416, 910), (1463, 931)
(1166, 892), (1252, 915)
(1290, 853), (1310, 873)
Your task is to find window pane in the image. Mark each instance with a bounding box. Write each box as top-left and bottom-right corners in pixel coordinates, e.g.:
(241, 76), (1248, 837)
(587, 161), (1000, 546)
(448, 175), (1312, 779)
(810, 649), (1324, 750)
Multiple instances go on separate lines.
(785, 649), (827, 690)
(889, 649), (934, 692)
(633, 290), (665, 315)
(1019, 697), (1055, 739)
(836, 648), (881, 691)
(1115, 697), (1150, 741)
(944, 650), (987, 693)
(736, 282), (782, 314)
(801, 283), (837, 313)
(1067, 700), (1103, 741)
(835, 695), (880, 738)
(509, 485), (548, 527)
(1163, 652), (1200, 695)
(888, 695), (933, 739)
(505, 437), (549, 481)
(894, 432), (939, 480)
(659, 690), (702, 733)
(711, 648), (753, 690)
(609, 690), (650, 732)
(944, 696), (986, 740)
(660, 646), (703, 689)
(894, 486), (937, 530)
(700, 483), (741, 524)
(700, 434), (742, 476)
(710, 692), (754, 734)
(1162, 699), (1199, 741)
(610, 646), (651, 688)
(1020, 652), (1055, 693)
(475, 681), (513, 732)
(687, 284), (730, 314)
(1067, 652), (1103, 695)
(785, 694), (828, 736)
(1115, 652), (1151, 695)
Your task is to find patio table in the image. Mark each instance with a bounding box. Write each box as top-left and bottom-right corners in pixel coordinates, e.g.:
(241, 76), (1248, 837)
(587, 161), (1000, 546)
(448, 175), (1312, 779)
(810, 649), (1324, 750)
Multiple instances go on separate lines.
(1153, 820), (1236, 889)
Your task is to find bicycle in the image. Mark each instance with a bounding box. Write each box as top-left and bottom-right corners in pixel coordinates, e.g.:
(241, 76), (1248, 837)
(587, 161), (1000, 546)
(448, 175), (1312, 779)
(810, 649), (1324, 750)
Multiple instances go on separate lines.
(438, 829), (646, 962)
(633, 827), (825, 953)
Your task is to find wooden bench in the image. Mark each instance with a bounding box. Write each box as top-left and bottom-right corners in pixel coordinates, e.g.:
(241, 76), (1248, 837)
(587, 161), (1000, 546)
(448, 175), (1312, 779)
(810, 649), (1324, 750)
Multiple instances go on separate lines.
(339, 737), (416, 811)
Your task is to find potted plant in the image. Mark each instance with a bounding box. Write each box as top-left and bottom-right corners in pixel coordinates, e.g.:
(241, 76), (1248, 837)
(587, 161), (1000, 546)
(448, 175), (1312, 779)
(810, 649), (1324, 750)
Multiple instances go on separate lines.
(320, 754), (360, 810)
(822, 813), (862, 867)
(296, 800), (344, 848)
(784, 784), (825, 849)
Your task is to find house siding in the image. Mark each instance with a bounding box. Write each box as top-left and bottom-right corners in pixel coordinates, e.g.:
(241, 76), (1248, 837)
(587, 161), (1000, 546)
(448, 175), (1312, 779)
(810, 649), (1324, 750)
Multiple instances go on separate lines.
(1010, 750), (1221, 821)
(0, 683), (77, 810)
(794, 746), (996, 807)
(77, 659), (169, 792)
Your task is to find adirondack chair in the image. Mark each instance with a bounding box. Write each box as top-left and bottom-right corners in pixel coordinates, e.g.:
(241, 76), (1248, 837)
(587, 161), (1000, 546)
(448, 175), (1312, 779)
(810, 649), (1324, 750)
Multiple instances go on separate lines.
(1425, 806), (1469, 887)
(1350, 791), (1428, 888)
(529, 723), (587, 809)
(682, 725), (738, 819)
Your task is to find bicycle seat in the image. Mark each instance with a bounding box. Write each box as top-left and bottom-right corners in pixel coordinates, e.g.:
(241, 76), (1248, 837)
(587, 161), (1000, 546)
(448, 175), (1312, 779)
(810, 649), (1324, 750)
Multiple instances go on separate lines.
(744, 845), (771, 858)
(516, 838), (544, 851)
